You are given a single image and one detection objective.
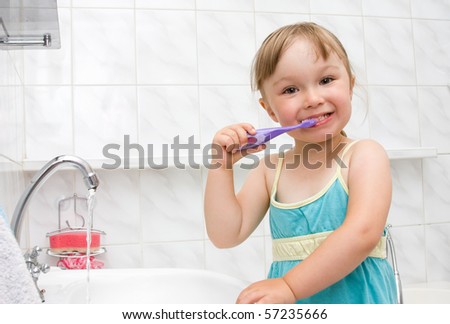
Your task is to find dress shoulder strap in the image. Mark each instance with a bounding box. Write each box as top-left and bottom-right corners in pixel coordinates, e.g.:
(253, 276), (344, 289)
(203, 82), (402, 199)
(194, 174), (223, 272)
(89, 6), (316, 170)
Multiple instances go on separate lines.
(341, 140), (360, 158)
(337, 140), (360, 171)
(335, 140), (360, 192)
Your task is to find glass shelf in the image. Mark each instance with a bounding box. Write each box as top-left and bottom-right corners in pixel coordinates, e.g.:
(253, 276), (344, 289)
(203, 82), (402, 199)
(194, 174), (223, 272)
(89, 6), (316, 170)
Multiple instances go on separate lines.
(21, 147), (438, 171)
(0, 0), (60, 49)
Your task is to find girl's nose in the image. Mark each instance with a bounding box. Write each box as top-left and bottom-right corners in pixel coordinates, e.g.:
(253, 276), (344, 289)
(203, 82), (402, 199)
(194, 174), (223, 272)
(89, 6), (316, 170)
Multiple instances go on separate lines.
(304, 87), (324, 109)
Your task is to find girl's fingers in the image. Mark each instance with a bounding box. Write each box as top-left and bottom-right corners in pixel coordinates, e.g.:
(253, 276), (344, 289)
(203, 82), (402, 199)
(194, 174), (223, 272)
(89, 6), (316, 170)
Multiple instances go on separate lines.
(236, 288), (263, 304)
(221, 130), (241, 152)
(216, 124), (256, 152)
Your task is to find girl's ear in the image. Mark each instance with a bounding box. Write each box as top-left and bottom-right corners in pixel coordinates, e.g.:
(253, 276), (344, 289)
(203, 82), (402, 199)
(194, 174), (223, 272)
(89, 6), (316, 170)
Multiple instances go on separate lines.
(259, 98), (279, 123)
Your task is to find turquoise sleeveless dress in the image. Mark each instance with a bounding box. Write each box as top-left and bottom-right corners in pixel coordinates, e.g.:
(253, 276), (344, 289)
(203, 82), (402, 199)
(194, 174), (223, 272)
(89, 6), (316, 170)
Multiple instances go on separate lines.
(267, 142), (397, 304)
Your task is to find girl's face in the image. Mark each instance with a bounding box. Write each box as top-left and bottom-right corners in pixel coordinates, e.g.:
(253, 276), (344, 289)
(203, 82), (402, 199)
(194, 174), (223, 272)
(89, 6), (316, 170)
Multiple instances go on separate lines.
(259, 37), (354, 144)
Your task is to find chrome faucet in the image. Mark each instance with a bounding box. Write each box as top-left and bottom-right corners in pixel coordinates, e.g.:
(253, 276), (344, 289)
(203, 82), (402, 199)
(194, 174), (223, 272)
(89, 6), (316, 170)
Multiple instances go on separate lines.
(12, 155), (99, 240)
(11, 155), (99, 302)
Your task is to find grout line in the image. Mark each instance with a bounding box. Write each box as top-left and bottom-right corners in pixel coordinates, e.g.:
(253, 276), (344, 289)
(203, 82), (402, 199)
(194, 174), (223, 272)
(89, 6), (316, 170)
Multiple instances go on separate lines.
(361, 15), (372, 138)
(193, 1), (208, 271)
(133, 0), (145, 270)
(0, 153), (22, 166)
(70, 5), (76, 156)
(14, 83), (450, 87)
(62, 7), (450, 22)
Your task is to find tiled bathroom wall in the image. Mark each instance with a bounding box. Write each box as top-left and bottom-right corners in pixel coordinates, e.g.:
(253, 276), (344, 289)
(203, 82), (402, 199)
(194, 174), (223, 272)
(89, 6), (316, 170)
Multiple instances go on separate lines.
(2, 0), (450, 287)
(0, 48), (25, 220)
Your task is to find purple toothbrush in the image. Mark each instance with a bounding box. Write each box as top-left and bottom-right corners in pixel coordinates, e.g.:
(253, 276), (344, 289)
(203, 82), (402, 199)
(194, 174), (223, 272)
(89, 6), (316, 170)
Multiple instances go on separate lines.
(240, 119), (317, 150)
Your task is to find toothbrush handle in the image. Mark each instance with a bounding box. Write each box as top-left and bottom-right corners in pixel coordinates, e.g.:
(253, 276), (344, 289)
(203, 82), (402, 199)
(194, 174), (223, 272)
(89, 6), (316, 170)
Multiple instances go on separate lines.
(239, 119), (316, 151)
(239, 133), (268, 150)
(240, 129), (277, 150)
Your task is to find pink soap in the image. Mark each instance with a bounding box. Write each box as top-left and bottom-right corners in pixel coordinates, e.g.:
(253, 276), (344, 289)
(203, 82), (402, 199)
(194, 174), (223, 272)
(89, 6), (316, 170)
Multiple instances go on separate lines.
(49, 230), (101, 253)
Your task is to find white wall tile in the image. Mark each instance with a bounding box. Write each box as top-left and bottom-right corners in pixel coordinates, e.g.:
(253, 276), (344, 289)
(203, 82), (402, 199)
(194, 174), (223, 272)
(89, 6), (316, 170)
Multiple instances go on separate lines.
(205, 237), (265, 283)
(368, 86), (420, 148)
(26, 170), (77, 249)
(142, 241), (204, 269)
(73, 86), (138, 159)
(411, 0), (450, 19)
(426, 224), (450, 282)
(388, 160), (424, 226)
(413, 20), (450, 86)
(423, 156), (450, 224)
(140, 168), (204, 242)
(311, 0), (361, 15)
(136, 0), (195, 10)
(362, 0), (411, 18)
(136, 10), (197, 85)
(0, 52), (23, 162)
(23, 8), (72, 85)
(418, 87), (450, 153)
(197, 11), (255, 84)
(0, 156), (24, 222)
(24, 86), (73, 160)
(57, 0), (71, 8)
(196, 0), (253, 11)
(72, 8), (135, 84)
(14, 85), (24, 161)
(389, 225), (427, 285)
(0, 86), (19, 160)
(96, 244), (142, 269)
(81, 169), (141, 245)
(0, 47), (25, 238)
(255, 0), (309, 13)
(7, 51), (24, 85)
(364, 18), (416, 85)
(0, 51), (7, 86)
(72, 0), (134, 8)
(138, 86), (199, 158)
(255, 13), (310, 47)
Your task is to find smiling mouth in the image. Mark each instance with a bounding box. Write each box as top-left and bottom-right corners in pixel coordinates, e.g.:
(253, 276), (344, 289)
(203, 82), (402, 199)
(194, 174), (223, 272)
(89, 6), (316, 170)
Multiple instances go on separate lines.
(301, 113), (332, 124)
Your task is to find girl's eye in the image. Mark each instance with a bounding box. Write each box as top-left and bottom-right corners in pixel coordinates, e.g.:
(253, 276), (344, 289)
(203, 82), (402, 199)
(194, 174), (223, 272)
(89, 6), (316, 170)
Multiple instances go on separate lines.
(320, 77), (334, 85)
(282, 87), (298, 94)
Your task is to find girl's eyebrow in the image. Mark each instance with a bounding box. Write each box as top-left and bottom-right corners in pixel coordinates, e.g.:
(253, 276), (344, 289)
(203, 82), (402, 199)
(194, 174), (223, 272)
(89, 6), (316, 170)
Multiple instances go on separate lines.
(272, 77), (293, 87)
(319, 64), (341, 72)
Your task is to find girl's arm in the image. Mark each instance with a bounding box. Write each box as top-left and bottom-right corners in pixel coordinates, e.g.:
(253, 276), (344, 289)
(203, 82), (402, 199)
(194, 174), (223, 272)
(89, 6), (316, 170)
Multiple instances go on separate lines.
(237, 139), (392, 303)
(204, 124), (270, 248)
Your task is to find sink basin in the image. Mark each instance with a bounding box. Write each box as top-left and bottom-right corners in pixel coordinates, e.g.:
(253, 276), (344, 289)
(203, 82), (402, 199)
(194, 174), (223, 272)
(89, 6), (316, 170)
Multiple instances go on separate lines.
(403, 282), (450, 304)
(39, 267), (249, 304)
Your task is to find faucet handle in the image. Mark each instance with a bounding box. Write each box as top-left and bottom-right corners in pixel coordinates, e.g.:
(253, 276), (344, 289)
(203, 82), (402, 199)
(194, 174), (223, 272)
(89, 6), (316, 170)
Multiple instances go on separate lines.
(40, 263), (51, 274)
(30, 246), (42, 259)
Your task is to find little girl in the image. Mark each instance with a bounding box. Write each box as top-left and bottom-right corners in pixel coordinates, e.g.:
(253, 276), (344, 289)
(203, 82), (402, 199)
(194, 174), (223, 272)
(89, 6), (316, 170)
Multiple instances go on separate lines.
(204, 22), (397, 304)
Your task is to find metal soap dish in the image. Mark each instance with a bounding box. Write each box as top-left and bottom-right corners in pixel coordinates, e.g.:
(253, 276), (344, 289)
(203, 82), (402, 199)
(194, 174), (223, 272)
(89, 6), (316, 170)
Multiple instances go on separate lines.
(46, 194), (106, 258)
(47, 247), (107, 258)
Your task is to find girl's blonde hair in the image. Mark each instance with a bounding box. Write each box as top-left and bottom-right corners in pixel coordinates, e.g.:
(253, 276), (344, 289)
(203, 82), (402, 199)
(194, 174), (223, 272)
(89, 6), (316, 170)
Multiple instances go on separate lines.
(251, 22), (353, 94)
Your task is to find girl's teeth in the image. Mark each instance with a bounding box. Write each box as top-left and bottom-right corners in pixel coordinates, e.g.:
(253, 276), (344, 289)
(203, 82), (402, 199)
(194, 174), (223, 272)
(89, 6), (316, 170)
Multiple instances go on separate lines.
(303, 113), (330, 123)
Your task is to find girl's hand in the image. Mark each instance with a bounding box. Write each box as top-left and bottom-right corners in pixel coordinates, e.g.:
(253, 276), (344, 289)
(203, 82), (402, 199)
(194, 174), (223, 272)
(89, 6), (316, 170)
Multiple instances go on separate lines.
(236, 278), (297, 304)
(211, 123), (265, 167)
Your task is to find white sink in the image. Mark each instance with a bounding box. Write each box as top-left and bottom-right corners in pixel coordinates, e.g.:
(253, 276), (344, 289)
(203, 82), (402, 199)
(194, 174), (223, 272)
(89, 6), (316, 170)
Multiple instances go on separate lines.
(39, 267), (249, 304)
(402, 282), (450, 304)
